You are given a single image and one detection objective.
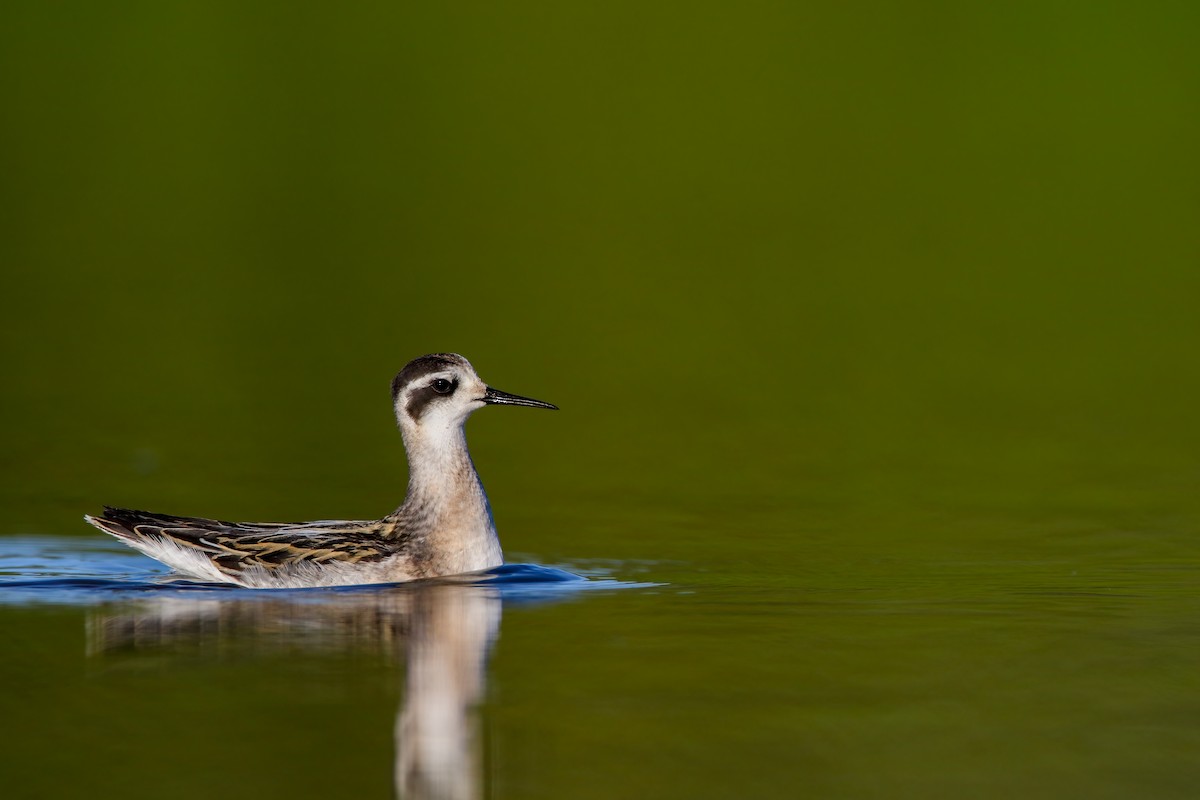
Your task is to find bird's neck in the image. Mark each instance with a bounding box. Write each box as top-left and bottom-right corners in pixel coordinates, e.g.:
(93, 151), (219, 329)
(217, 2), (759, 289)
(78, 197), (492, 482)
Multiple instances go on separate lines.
(393, 422), (501, 574)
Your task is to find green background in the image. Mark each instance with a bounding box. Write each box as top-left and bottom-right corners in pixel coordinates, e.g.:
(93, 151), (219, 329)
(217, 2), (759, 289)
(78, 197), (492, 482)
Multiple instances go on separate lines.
(2, 2), (1199, 798)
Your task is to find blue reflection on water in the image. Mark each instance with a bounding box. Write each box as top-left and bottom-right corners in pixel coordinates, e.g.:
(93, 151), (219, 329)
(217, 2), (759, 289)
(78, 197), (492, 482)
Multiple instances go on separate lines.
(0, 535), (654, 606)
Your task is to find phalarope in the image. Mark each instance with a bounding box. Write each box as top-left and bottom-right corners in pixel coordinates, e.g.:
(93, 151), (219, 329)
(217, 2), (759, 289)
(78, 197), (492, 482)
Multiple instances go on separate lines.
(85, 353), (557, 588)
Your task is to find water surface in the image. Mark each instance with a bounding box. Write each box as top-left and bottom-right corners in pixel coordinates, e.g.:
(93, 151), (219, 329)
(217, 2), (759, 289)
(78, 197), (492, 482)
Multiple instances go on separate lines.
(4, 527), (1196, 799)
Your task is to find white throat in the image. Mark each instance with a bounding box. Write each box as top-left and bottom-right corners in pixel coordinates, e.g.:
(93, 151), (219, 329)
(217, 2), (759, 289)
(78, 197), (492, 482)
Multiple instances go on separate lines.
(396, 416), (501, 574)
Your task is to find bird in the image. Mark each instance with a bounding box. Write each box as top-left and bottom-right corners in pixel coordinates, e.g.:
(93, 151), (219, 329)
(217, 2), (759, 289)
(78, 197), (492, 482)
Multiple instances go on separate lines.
(85, 353), (558, 588)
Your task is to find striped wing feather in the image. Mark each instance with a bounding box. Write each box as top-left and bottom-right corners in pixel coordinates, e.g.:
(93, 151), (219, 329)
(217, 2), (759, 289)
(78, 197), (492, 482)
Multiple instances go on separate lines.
(93, 506), (398, 577)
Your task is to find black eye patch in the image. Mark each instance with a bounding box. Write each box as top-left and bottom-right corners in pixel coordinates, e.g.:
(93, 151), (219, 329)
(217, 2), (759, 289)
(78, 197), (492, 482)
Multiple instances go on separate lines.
(406, 381), (454, 419)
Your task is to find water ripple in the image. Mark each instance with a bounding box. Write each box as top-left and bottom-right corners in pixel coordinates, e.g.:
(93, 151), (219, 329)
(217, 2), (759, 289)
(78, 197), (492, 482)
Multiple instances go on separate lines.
(0, 535), (656, 606)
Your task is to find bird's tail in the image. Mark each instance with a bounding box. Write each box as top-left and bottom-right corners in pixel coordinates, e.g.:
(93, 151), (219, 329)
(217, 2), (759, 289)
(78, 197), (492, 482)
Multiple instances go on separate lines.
(83, 506), (158, 542)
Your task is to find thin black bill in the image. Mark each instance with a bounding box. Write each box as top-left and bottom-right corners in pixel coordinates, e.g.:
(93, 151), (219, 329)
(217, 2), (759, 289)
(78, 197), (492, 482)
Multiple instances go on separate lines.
(482, 386), (559, 410)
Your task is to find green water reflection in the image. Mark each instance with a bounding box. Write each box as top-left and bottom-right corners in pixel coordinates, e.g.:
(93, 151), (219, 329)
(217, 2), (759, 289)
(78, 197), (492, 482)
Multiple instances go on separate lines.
(3, 0), (1200, 797)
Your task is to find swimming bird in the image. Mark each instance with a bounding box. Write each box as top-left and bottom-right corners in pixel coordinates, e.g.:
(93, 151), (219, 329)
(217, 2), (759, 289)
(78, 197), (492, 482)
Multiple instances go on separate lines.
(85, 353), (557, 588)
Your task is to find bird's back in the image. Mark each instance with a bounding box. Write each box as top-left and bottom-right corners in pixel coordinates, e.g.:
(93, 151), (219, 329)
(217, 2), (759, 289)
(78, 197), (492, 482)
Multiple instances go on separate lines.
(86, 506), (416, 587)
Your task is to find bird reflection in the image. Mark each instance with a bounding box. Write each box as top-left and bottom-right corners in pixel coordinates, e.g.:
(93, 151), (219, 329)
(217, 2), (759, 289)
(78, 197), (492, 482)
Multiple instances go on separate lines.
(395, 585), (497, 800)
(87, 581), (501, 800)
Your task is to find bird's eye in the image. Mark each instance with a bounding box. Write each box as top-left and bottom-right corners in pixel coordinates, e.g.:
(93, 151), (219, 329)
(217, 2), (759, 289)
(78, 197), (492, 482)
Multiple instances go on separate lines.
(431, 378), (455, 394)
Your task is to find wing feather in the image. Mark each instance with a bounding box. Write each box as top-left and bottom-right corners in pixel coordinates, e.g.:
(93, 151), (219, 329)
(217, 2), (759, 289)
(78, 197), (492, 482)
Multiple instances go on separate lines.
(87, 506), (402, 577)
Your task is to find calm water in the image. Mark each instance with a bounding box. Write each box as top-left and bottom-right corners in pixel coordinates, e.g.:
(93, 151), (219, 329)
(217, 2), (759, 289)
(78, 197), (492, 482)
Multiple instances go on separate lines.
(4, 2), (1200, 798)
(4, 503), (1197, 798)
